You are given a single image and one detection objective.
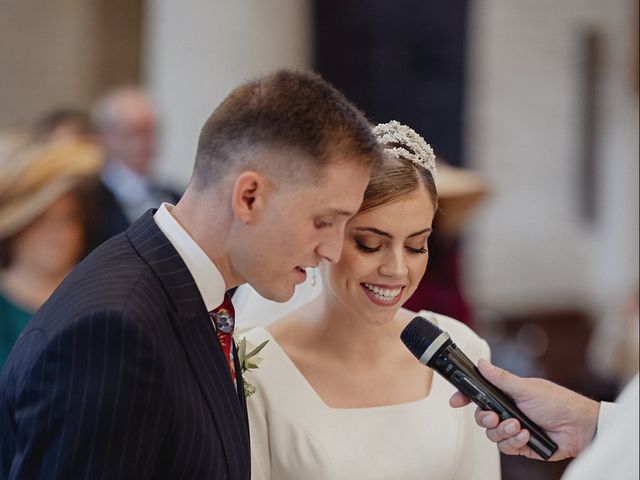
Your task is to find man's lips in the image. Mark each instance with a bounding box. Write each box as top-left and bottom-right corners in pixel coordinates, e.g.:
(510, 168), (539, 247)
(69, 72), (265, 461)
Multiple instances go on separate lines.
(294, 266), (308, 283)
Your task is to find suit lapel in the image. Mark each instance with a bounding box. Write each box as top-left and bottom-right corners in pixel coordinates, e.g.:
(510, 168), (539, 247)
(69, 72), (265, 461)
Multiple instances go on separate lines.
(127, 211), (250, 478)
(173, 311), (250, 471)
(233, 341), (249, 421)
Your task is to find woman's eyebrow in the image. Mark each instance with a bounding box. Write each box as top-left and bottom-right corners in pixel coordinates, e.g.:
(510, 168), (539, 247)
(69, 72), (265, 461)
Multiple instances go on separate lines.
(351, 226), (432, 239)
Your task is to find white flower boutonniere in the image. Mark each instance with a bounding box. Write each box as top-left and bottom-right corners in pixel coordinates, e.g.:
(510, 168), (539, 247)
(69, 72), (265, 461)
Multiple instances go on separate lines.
(236, 336), (269, 398)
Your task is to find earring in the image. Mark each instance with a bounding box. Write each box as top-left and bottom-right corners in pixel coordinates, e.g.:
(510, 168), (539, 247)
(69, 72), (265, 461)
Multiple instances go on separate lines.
(310, 268), (317, 287)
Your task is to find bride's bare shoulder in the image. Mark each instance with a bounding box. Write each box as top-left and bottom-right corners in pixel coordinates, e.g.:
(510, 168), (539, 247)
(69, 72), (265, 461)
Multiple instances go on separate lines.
(267, 303), (321, 351)
(267, 314), (297, 338)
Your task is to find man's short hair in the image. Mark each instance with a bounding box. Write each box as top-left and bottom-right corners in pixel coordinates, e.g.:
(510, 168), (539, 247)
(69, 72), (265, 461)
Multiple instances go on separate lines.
(191, 69), (382, 189)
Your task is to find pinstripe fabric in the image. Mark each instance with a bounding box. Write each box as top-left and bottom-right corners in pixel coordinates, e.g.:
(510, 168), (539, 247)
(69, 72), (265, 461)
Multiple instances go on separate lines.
(0, 211), (251, 480)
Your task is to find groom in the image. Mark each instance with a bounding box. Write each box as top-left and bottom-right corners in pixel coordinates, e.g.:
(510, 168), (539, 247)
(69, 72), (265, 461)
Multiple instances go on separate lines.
(0, 70), (381, 479)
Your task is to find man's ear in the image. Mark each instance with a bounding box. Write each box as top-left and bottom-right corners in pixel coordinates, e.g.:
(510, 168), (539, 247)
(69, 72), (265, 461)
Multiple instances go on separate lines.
(230, 171), (270, 223)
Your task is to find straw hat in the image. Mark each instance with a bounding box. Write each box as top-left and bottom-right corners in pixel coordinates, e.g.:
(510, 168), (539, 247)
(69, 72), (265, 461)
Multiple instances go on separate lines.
(0, 139), (102, 241)
(435, 162), (490, 236)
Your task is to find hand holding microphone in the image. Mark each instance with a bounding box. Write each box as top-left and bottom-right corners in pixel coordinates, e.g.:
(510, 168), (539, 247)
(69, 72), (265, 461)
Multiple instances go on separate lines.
(400, 316), (596, 461)
(451, 358), (601, 461)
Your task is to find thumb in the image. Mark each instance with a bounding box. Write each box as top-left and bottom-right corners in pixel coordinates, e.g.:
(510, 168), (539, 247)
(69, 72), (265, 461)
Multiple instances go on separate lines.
(477, 359), (523, 397)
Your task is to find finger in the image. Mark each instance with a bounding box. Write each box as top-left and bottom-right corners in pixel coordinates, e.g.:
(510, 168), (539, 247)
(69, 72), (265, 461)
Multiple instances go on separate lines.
(485, 419), (521, 443)
(475, 408), (500, 429)
(496, 429), (530, 456)
(477, 359), (522, 396)
(449, 391), (471, 408)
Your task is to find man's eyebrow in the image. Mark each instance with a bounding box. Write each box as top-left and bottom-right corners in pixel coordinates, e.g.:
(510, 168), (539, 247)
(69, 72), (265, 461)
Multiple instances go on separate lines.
(351, 226), (432, 239)
(324, 208), (357, 217)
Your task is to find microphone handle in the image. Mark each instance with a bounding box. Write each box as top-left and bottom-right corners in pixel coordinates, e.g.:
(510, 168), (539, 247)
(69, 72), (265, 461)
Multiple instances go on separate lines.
(433, 343), (558, 460)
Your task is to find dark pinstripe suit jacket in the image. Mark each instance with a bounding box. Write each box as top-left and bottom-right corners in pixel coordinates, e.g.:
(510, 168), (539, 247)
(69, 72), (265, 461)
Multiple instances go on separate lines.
(0, 211), (251, 480)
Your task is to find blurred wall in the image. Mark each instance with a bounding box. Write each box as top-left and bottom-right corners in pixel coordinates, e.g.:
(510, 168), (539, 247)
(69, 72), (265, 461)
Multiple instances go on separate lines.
(465, 0), (639, 315)
(0, 0), (143, 129)
(144, 0), (313, 188)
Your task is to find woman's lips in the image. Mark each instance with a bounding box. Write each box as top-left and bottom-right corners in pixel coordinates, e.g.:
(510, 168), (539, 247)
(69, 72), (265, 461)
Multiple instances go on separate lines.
(361, 282), (404, 306)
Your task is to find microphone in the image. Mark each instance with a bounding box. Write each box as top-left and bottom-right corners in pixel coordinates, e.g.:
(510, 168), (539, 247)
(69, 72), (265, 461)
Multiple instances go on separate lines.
(400, 316), (558, 460)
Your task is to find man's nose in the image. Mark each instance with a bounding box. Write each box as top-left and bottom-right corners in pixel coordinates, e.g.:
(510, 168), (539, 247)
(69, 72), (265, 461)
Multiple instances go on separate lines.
(316, 230), (345, 264)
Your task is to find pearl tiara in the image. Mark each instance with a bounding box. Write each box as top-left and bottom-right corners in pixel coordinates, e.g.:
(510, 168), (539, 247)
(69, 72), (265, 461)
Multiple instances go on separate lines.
(373, 120), (437, 180)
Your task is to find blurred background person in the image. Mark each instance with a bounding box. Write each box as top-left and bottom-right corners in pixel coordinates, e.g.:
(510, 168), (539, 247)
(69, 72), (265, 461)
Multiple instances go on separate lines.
(32, 108), (95, 144)
(91, 86), (180, 244)
(0, 139), (101, 368)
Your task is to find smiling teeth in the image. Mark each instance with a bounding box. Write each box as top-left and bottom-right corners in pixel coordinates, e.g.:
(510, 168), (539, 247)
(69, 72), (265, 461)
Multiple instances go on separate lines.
(363, 283), (402, 301)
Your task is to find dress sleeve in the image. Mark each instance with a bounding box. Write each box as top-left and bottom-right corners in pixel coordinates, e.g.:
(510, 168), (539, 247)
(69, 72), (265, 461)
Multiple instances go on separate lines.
(247, 390), (272, 480)
(452, 338), (502, 480)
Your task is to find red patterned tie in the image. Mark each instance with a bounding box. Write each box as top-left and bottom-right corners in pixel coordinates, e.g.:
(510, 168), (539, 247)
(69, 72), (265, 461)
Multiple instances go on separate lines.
(209, 293), (236, 380)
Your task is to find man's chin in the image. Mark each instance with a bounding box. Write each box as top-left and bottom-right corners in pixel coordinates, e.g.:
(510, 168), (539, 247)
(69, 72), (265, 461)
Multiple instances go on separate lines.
(271, 289), (296, 303)
(255, 283), (295, 303)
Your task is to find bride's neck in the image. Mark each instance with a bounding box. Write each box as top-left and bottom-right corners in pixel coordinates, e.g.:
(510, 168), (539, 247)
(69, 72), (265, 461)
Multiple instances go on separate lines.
(299, 296), (403, 364)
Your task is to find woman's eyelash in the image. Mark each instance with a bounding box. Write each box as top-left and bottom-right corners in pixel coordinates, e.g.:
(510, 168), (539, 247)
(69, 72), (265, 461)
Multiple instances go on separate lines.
(355, 240), (428, 255)
(355, 241), (380, 253)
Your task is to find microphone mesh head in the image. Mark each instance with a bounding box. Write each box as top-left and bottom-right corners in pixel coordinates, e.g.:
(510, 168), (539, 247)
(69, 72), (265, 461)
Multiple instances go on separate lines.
(400, 316), (444, 359)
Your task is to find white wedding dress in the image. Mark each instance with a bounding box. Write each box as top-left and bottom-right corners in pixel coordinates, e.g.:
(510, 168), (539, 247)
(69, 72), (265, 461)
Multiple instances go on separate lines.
(234, 278), (501, 480)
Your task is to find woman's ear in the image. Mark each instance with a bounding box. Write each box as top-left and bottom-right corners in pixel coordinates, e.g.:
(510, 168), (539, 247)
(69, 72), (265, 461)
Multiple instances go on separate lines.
(230, 171), (269, 223)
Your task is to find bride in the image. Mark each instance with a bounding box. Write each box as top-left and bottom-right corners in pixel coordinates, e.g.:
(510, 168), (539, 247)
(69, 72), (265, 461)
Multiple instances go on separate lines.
(237, 121), (500, 480)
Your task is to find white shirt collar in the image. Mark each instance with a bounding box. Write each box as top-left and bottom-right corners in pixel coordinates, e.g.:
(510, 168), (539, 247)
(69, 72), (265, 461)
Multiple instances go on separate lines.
(153, 203), (226, 311)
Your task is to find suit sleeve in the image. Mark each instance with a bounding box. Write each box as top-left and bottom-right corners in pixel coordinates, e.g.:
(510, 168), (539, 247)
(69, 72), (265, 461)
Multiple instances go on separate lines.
(452, 338), (502, 480)
(8, 311), (169, 480)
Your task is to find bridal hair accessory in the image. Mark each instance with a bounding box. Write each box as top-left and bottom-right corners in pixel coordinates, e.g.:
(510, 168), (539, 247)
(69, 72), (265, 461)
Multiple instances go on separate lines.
(373, 120), (437, 180)
(310, 268), (317, 287)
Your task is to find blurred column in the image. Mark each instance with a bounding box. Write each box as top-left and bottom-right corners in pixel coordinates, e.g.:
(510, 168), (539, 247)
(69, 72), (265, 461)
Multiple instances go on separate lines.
(143, 0), (313, 188)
